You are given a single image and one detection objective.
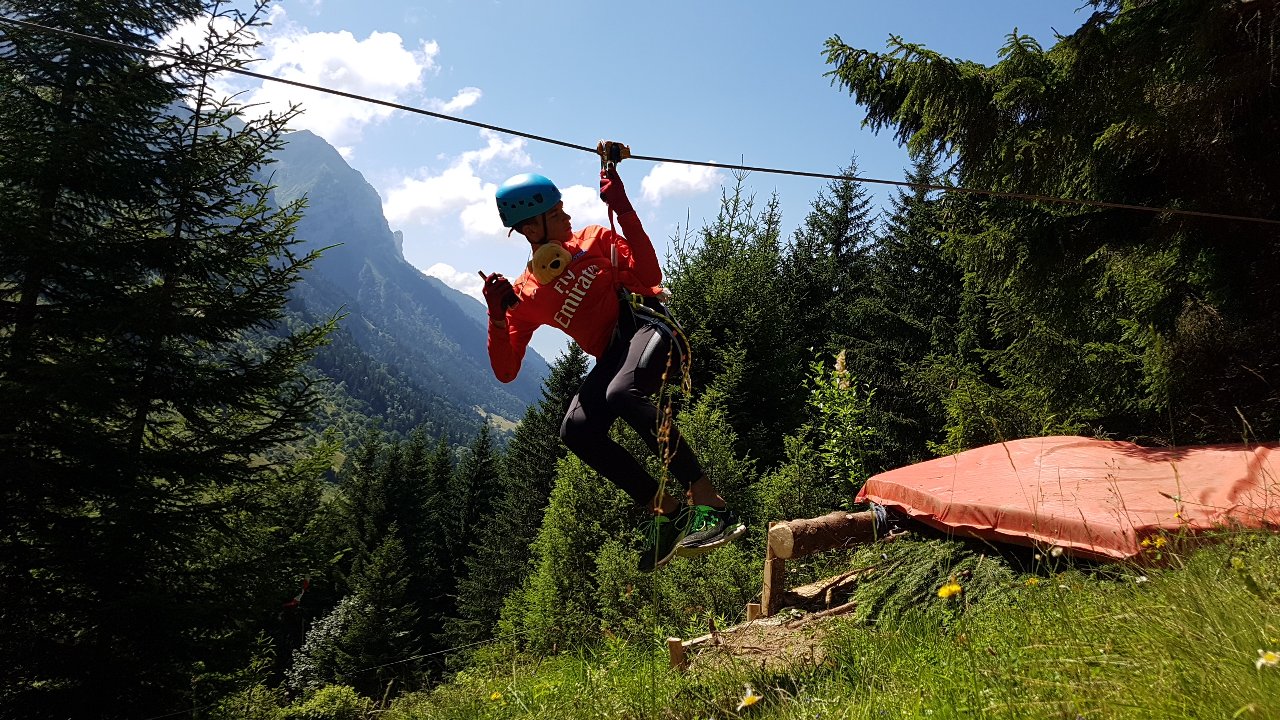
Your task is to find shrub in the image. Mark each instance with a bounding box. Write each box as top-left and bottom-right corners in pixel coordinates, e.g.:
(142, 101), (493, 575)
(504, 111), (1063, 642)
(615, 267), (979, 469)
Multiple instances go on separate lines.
(279, 685), (371, 720)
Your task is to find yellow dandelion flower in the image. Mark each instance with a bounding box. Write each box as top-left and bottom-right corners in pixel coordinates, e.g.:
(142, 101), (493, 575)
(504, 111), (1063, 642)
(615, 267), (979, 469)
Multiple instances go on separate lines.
(1140, 537), (1152, 548)
(1153, 536), (1167, 549)
(938, 582), (963, 599)
(1025, 577), (1040, 587)
(737, 685), (763, 711)
(490, 691), (503, 701)
(1257, 650), (1280, 670)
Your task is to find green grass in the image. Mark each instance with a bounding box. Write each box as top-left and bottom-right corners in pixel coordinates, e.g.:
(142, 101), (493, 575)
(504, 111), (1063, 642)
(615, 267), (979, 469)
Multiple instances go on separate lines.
(384, 531), (1280, 720)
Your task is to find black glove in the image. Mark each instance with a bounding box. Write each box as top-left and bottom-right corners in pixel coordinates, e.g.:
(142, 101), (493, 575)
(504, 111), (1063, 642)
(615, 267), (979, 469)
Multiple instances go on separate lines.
(482, 272), (518, 322)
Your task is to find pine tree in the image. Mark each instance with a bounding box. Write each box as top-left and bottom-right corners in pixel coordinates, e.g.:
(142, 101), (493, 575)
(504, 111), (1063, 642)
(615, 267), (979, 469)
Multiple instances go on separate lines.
(441, 425), (500, 584)
(778, 157), (880, 442)
(500, 455), (635, 653)
(334, 529), (421, 699)
(0, 4), (332, 716)
(286, 530), (421, 700)
(446, 345), (589, 646)
(331, 430), (391, 590)
(824, 1), (1280, 444)
(784, 156), (878, 330)
(414, 435), (455, 642)
(854, 148), (961, 470)
(386, 429), (446, 657)
(666, 176), (797, 463)
(320, 427), (453, 672)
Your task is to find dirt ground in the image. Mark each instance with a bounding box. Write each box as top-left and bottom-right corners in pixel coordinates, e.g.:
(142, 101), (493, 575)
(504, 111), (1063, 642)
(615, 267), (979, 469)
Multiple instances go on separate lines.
(683, 613), (837, 672)
(677, 566), (874, 672)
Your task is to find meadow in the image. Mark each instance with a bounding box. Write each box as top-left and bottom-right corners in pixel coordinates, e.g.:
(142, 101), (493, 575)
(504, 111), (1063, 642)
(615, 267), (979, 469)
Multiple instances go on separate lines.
(387, 530), (1280, 720)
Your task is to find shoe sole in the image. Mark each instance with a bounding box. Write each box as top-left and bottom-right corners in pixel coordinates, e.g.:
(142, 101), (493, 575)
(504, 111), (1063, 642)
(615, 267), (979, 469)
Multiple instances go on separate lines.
(639, 527), (690, 573)
(640, 543), (681, 572)
(675, 523), (747, 558)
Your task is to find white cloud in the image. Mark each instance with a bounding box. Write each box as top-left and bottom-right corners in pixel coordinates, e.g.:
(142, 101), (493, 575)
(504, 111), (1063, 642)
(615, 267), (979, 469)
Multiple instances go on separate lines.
(245, 30), (435, 146)
(640, 162), (723, 204)
(382, 132), (531, 229)
(428, 87), (482, 114)
(385, 164), (493, 222)
(384, 138), (623, 244)
(424, 263), (483, 301)
(561, 185), (609, 229)
(165, 9), (476, 149)
(460, 201), (506, 237)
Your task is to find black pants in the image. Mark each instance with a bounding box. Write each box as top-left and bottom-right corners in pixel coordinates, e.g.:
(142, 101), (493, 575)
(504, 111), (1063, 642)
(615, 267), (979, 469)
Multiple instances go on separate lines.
(560, 318), (704, 507)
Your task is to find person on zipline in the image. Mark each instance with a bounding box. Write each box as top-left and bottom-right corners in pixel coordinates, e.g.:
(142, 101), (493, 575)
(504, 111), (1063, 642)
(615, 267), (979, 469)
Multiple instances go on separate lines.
(481, 141), (745, 572)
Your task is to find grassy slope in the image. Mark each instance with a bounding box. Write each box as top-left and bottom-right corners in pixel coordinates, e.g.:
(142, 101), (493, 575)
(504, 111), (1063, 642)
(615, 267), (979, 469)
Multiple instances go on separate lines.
(387, 531), (1280, 720)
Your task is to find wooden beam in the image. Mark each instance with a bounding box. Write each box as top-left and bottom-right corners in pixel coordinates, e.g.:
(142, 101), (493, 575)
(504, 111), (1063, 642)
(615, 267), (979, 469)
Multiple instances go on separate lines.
(767, 510), (879, 560)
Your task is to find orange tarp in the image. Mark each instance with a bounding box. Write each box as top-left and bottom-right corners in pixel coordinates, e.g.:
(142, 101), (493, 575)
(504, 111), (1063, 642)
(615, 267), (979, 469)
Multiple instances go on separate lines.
(855, 436), (1280, 561)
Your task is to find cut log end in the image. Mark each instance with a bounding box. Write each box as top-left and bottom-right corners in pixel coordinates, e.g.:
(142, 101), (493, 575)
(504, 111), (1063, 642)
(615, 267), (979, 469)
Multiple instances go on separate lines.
(766, 510), (879, 560)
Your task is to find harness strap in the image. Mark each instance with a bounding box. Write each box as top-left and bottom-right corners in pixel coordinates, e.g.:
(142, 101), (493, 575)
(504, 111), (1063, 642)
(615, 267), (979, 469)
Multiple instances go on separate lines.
(624, 292), (693, 395)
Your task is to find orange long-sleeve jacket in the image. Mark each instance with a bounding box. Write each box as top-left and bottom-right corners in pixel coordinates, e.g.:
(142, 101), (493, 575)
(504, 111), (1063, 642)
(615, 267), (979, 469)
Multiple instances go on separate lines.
(486, 210), (661, 383)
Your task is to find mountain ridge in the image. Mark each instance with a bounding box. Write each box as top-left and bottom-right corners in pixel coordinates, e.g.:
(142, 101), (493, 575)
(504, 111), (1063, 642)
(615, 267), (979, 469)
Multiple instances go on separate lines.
(269, 130), (549, 439)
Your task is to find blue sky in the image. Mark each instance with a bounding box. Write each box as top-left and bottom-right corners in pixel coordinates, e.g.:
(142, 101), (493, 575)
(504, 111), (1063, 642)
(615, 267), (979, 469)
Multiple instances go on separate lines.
(187, 1), (1089, 362)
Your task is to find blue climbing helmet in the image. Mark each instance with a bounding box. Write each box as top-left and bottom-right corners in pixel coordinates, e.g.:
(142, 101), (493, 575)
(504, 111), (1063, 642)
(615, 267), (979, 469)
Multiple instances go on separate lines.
(495, 173), (562, 228)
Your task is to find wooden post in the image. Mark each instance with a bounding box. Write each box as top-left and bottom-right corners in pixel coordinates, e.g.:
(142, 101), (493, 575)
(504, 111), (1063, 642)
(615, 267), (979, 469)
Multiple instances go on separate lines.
(745, 602), (761, 622)
(667, 637), (687, 670)
(761, 521), (786, 617)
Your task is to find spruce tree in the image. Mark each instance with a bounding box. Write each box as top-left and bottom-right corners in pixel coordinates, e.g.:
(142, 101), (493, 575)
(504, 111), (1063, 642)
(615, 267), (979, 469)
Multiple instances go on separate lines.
(501, 455), (634, 653)
(334, 529), (422, 699)
(446, 345), (589, 646)
(666, 177), (796, 464)
(387, 429), (446, 656)
(856, 148), (961, 470)
(330, 430), (391, 592)
(779, 156), (879, 420)
(441, 425), (500, 583)
(415, 435), (455, 642)
(0, 4), (332, 716)
(824, 0), (1280, 444)
(286, 530), (421, 700)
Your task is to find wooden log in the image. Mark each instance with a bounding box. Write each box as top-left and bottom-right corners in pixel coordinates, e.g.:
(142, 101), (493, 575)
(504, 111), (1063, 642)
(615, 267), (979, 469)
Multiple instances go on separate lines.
(681, 632), (718, 651)
(761, 522), (786, 617)
(767, 510), (879, 560)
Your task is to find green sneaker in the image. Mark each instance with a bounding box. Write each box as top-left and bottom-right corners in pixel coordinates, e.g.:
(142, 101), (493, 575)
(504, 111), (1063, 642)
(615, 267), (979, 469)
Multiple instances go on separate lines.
(677, 505), (746, 557)
(638, 506), (692, 573)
